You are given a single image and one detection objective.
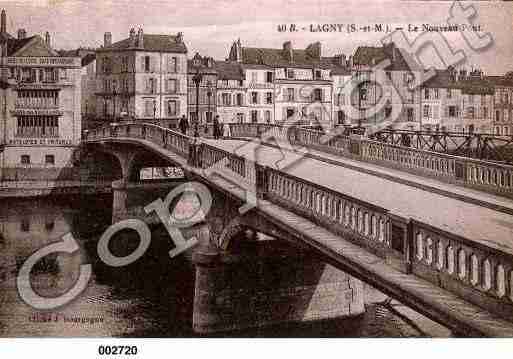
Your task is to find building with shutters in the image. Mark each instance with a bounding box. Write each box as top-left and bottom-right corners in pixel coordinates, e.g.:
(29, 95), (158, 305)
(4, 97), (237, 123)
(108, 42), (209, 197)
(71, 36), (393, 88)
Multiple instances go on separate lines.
(227, 39), (334, 126)
(215, 60), (246, 123)
(0, 9), (82, 174)
(187, 53), (217, 127)
(486, 74), (513, 136)
(420, 67), (494, 133)
(350, 43), (423, 131)
(95, 28), (188, 128)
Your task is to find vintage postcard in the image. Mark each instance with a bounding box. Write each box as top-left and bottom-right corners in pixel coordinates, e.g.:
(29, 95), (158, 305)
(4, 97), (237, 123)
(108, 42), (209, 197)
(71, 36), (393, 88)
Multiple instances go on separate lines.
(0, 0), (513, 353)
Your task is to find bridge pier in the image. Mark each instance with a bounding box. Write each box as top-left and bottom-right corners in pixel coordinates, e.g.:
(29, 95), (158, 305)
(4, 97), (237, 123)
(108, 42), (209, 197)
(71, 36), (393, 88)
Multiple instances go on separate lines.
(112, 179), (129, 223)
(191, 238), (364, 334)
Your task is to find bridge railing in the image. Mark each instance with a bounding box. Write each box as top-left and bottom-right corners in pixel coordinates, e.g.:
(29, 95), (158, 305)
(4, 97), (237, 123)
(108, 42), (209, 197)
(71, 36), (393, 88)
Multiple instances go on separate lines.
(226, 123), (513, 198)
(84, 122), (191, 159)
(261, 165), (412, 271)
(411, 220), (513, 316)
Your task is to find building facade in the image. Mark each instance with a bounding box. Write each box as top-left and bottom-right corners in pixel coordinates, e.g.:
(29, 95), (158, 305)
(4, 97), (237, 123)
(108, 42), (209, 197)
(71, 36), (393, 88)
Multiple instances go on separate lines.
(187, 53), (217, 127)
(0, 9), (81, 173)
(487, 74), (513, 135)
(227, 39), (335, 127)
(215, 60), (246, 123)
(95, 28), (188, 128)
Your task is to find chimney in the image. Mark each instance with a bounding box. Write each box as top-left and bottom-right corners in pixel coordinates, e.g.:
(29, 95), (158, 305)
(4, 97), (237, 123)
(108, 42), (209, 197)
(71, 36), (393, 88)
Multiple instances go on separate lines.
(305, 42), (321, 60)
(17, 28), (26, 40)
(137, 28), (144, 48)
(104, 32), (112, 47)
(129, 28), (136, 46)
(44, 31), (51, 47)
(175, 32), (183, 43)
(1, 9), (5, 34)
(283, 41), (293, 62)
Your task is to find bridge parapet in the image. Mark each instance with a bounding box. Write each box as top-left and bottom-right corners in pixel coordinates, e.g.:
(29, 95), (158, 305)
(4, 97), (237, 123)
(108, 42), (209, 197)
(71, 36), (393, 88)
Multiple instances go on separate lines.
(84, 122), (513, 328)
(227, 123), (513, 199)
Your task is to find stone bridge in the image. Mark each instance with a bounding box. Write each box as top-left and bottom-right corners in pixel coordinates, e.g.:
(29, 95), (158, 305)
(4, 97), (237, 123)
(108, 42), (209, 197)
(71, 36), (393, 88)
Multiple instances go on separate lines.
(83, 122), (513, 337)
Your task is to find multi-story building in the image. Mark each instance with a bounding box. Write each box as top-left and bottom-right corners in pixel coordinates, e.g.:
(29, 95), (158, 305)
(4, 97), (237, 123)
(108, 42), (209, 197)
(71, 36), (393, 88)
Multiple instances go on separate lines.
(187, 53), (217, 127)
(227, 39), (333, 126)
(420, 67), (494, 133)
(350, 43), (422, 131)
(95, 28), (188, 128)
(215, 60), (246, 123)
(486, 74), (513, 135)
(0, 9), (82, 172)
(328, 54), (352, 126)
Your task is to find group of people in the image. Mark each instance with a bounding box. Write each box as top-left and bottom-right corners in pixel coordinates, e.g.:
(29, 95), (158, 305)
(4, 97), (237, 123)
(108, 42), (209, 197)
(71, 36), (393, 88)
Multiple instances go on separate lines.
(177, 114), (224, 140)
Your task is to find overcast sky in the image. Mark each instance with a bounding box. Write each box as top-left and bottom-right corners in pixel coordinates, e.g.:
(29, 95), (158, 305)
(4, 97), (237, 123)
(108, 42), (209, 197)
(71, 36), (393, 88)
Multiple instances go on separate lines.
(1, 0), (512, 75)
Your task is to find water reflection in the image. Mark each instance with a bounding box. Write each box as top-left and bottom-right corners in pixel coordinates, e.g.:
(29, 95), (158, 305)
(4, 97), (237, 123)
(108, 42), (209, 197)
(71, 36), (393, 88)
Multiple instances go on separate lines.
(0, 193), (441, 337)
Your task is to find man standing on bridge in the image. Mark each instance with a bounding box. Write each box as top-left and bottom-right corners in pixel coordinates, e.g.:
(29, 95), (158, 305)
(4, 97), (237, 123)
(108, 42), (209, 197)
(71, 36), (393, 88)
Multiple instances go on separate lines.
(179, 115), (189, 135)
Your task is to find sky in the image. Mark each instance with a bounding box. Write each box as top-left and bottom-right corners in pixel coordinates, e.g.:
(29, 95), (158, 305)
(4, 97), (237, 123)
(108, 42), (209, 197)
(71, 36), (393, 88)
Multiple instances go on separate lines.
(1, 0), (512, 75)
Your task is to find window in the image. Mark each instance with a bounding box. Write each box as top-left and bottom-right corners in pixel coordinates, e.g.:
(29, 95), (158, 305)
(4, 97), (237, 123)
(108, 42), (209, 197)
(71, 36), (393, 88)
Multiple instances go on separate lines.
(251, 92), (258, 104)
(165, 79), (177, 93)
(496, 110), (501, 122)
(144, 56), (150, 72)
(265, 110), (271, 123)
(468, 106), (475, 119)
(423, 104), (430, 118)
(385, 106), (392, 118)
(251, 110), (258, 123)
(168, 57), (177, 73)
(337, 110), (345, 124)
(222, 93), (231, 106)
(45, 220), (55, 232)
(287, 88), (294, 101)
(359, 87), (367, 101)
(45, 155), (55, 165)
(21, 218), (30, 232)
(266, 92), (273, 104)
(407, 108), (414, 121)
(167, 100), (177, 116)
(482, 107), (488, 118)
(434, 88), (439, 99)
(386, 71), (392, 81)
(424, 88), (430, 100)
(147, 78), (156, 94)
(266, 71), (273, 83)
(313, 89), (322, 101)
(145, 100), (155, 117)
(336, 93), (345, 106)
(315, 70), (322, 80)
(251, 72), (258, 83)
(287, 69), (294, 79)
(236, 93), (243, 106)
(449, 106), (457, 117)
(21, 155), (30, 164)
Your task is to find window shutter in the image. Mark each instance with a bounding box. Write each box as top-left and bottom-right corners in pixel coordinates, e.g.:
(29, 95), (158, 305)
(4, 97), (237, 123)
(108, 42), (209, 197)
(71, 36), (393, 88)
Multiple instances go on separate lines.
(175, 58), (180, 73)
(140, 57), (145, 72)
(256, 92), (260, 104)
(176, 79), (180, 93)
(176, 100), (180, 116)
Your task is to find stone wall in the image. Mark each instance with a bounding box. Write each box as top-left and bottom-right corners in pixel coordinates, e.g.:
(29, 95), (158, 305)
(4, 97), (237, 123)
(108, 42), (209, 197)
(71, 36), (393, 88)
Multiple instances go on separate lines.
(192, 240), (364, 333)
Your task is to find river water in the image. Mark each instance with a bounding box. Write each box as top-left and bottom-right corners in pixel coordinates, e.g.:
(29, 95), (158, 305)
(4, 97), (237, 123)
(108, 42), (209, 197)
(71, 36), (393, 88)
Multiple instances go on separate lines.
(0, 193), (449, 338)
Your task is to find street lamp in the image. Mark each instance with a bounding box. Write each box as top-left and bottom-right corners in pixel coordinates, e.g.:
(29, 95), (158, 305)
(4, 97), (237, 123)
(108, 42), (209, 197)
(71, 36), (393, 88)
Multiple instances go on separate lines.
(112, 87), (117, 121)
(191, 53), (203, 138)
(207, 80), (213, 126)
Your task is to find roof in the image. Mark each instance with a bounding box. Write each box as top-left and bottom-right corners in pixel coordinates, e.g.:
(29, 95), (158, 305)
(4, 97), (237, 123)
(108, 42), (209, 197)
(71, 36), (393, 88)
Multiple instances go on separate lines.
(485, 75), (513, 88)
(241, 47), (335, 69)
(0, 34), (59, 57)
(422, 69), (494, 94)
(99, 34), (187, 53)
(81, 53), (96, 67)
(215, 61), (244, 80)
(353, 43), (421, 71)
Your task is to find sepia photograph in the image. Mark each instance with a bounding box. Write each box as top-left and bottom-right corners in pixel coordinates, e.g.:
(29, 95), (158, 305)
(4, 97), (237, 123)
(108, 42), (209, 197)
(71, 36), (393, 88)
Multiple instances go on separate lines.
(0, 0), (513, 354)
